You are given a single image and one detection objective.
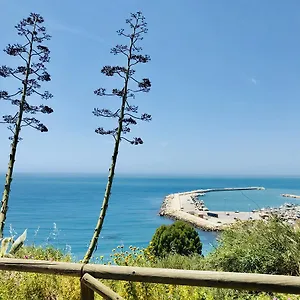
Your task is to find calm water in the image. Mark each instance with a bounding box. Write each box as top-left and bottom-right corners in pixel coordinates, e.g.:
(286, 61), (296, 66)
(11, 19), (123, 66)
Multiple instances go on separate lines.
(1, 174), (300, 261)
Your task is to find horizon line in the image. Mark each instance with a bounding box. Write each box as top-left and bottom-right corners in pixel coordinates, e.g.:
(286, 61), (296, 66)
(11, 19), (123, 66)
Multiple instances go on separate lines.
(1, 171), (300, 178)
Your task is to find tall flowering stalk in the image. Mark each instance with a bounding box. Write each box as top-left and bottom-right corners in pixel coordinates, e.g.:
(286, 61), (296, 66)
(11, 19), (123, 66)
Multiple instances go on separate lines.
(83, 11), (151, 263)
(0, 13), (53, 238)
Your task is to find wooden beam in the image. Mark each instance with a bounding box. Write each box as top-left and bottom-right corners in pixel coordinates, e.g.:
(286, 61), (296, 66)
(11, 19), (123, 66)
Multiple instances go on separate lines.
(82, 273), (124, 300)
(84, 265), (300, 294)
(0, 258), (300, 294)
(81, 279), (94, 300)
(0, 258), (82, 276)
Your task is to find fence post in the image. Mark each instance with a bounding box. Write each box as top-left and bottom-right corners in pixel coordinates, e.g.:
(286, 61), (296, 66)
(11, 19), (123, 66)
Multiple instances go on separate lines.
(82, 273), (124, 300)
(81, 279), (94, 300)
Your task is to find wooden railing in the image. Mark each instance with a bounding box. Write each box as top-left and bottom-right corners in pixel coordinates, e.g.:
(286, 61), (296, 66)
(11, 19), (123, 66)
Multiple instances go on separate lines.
(0, 258), (300, 299)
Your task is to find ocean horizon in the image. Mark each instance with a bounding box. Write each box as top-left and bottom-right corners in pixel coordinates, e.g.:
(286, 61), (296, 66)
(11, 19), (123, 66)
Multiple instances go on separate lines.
(0, 173), (300, 261)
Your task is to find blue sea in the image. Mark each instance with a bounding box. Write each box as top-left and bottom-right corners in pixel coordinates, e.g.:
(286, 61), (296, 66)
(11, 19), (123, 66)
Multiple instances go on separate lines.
(1, 174), (300, 261)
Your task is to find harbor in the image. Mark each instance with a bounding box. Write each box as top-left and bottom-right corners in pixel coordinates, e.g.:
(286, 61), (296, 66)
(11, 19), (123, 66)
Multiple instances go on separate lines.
(159, 187), (300, 231)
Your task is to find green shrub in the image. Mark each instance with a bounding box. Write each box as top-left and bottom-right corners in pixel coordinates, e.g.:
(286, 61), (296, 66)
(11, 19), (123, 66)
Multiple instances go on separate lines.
(205, 217), (300, 275)
(105, 245), (298, 300)
(151, 252), (205, 270)
(150, 221), (202, 257)
(2, 217), (300, 299)
(16, 245), (72, 262)
(0, 242), (298, 299)
(0, 246), (81, 300)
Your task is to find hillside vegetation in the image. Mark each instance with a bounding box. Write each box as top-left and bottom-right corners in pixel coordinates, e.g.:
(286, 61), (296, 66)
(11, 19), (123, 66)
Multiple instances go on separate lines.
(0, 218), (299, 299)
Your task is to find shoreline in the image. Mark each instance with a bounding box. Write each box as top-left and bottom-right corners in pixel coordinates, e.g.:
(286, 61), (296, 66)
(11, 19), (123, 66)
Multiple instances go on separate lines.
(159, 187), (264, 231)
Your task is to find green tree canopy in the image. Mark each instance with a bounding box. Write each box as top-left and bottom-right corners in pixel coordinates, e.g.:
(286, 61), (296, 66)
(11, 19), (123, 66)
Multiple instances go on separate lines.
(150, 221), (202, 257)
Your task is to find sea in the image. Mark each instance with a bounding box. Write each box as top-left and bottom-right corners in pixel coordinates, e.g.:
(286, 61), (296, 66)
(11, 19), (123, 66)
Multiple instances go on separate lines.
(1, 174), (300, 261)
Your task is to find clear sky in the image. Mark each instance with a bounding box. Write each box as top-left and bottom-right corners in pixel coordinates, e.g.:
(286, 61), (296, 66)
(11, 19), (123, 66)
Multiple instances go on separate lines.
(1, 0), (300, 176)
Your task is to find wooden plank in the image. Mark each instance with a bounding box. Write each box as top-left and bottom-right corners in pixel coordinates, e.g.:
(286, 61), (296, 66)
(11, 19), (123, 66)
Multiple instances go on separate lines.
(0, 258), (82, 276)
(84, 265), (300, 294)
(81, 279), (94, 300)
(0, 258), (300, 294)
(82, 273), (124, 300)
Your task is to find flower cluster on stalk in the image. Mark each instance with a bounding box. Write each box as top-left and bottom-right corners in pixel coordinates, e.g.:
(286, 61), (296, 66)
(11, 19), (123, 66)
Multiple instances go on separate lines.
(93, 11), (151, 145)
(0, 13), (53, 139)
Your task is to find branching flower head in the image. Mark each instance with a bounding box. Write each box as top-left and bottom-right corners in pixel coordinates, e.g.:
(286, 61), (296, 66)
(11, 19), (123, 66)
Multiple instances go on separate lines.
(93, 11), (151, 146)
(0, 12), (53, 138)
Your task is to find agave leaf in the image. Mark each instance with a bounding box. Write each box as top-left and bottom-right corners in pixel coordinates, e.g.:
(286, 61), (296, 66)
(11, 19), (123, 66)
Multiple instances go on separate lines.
(0, 238), (13, 257)
(9, 229), (27, 255)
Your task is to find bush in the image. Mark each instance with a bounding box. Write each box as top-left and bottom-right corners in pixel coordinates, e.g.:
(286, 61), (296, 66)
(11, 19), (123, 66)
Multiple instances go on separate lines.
(0, 246), (81, 300)
(0, 243), (298, 299)
(16, 245), (72, 261)
(106, 245), (298, 300)
(205, 217), (300, 275)
(150, 221), (202, 257)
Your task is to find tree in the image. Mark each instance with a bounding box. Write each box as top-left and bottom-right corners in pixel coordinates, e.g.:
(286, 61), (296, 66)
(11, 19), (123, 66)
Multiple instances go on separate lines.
(150, 221), (202, 257)
(83, 11), (151, 263)
(0, 13), (53, 238)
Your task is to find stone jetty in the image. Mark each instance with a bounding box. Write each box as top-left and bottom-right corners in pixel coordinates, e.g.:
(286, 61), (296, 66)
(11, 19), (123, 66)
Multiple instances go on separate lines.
(159, 187), (265, 231)
(281, 194), (300, 199)
(159, 187), (300, 231)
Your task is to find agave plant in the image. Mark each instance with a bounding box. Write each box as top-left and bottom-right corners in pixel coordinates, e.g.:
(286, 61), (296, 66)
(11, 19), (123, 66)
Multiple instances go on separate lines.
(0, 229), (27, 258)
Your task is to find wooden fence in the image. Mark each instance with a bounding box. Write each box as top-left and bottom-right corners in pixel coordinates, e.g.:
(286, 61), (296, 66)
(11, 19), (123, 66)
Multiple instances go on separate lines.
(0, 258), (300, 299)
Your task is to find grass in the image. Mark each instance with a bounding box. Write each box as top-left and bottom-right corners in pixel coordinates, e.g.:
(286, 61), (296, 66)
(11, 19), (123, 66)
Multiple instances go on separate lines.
(102, 244), (299, 300)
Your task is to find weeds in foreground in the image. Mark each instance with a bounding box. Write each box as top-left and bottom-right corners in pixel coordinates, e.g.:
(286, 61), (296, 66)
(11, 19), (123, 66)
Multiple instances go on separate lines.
(1, 218), (300, 299)
(101, 245), (299, 300)
(0, 245), (298, 300)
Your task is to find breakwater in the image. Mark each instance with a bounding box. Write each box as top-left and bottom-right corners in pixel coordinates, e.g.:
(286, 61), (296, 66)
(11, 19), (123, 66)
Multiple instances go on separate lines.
(159, 187), (265, 231)
(281, 194), (300, 199)
(176, 186), (265, 196)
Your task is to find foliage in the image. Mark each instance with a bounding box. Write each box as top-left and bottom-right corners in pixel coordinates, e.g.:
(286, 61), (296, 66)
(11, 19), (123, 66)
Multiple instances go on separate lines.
(15, 245), (72, 261)
(102, 245), (298, 300)
(0, 229), (27, 257)
(205, 217), (300, 275)
(84, 11), (151, 263)
(148, 252), (205, 270)
(0, 242), (298, 299)
(108, 244), (156, 267)
(150, 220), (202, 257)
(101, 219), (300, 298)
(0, 246), (81, 300)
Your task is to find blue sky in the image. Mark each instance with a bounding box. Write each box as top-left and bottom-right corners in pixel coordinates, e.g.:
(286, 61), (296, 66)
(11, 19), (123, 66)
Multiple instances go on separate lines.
(1, 0), (300, 175)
